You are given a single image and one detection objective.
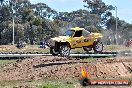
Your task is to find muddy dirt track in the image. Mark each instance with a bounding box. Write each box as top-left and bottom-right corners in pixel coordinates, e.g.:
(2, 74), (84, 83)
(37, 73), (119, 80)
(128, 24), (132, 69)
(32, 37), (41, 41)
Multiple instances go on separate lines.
(0, 56), (132, 81)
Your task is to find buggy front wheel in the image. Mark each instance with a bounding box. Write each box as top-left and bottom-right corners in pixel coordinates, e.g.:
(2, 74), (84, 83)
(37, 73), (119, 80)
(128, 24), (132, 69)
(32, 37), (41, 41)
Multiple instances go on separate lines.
(93, 41), (103, 53)
(60, 45), (70, 57)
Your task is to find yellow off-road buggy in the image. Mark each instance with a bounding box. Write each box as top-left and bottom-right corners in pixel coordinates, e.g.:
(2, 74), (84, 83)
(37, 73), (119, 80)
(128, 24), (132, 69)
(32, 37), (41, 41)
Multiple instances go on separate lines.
(48, 27), (103, 57)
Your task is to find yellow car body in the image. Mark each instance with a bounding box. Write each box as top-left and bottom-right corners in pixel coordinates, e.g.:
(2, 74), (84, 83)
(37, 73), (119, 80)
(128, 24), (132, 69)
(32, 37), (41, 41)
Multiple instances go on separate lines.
(50, 27), (102, 49)
(48, 27), (103, 56)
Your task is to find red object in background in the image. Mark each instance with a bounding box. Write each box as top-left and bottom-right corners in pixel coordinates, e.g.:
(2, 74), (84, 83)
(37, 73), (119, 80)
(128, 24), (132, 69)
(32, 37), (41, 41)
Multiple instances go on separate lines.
(126, 39), (132, 47)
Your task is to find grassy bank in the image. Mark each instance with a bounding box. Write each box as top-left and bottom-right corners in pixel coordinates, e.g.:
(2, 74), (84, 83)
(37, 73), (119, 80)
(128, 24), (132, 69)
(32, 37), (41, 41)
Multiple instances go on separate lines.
(0, 45), (131, 53)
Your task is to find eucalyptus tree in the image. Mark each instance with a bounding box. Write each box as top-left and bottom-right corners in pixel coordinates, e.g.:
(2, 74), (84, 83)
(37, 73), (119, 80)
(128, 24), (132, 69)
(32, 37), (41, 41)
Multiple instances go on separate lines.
(54, 9), (101, 32)
(83, 0), (114, 25)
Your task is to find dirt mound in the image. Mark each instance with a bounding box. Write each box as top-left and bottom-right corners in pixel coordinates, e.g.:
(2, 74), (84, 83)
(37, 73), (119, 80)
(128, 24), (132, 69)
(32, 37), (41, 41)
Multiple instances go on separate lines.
(0, 56), (132, 81)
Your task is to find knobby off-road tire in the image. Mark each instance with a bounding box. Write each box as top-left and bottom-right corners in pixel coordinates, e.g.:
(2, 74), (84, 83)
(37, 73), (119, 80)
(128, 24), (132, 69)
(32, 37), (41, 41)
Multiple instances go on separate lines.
(60, 45), (71, 57)
(50, 47), (59, 56)
(93, 41), (103, 53)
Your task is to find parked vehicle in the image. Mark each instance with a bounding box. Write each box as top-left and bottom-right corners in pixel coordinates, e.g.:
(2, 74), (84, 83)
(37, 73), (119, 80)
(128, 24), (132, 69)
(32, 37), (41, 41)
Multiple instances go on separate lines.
(16, 41), (26, 49)
(39, 39), (50, 48)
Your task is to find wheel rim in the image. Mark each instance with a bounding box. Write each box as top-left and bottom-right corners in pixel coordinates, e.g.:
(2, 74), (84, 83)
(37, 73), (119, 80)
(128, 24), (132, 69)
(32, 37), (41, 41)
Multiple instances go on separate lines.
(53, 49), (58, 54)
(61, 46), (70, 56)
(95, 42), (103, 52)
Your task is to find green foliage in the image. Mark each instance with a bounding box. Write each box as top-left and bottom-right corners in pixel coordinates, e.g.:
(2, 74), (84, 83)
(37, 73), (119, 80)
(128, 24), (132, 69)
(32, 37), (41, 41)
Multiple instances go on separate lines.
(0, 0), (59, 44)
(106, 16), (132, 41)
(85, 25), (101, 32)
(0, 0), (131, 45)
(32, 16), (43, 26)
(54, 9), (102, 32)
(83, 0), (114, 25)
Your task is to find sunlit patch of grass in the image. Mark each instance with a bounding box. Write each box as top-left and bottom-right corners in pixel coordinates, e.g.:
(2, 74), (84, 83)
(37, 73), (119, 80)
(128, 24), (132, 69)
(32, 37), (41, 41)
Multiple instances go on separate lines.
(0, 60), (16, 66)
(0, 78), (131, 88)
(38, 83), (70, 88)
(38, 83), (74, 88)
(0, 79), (75, 88)
(0, 45), (131, 53)
(0, 45), (50, 53)
(38, 80), (74, 88)
(71, 48), (85, 53)
(104, 45), (131, 51)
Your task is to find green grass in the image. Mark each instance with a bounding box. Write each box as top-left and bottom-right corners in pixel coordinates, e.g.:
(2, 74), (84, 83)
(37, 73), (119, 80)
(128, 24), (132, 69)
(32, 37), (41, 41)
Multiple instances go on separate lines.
(104, 45), (131, 51)
(0, 78), (131, 88)
(38, 81), (74, 88)
(0, 60), (16, 65)
(0, 79), (75, 88)
(71, 48), (85, 53)
(70, 45), (130, 54)
(0, 45), (50, 53)
(81, 57), (97, 61)
(0, 45), (131, 53)
(0, 80), (19, 87)
(0, 45), (121, 52)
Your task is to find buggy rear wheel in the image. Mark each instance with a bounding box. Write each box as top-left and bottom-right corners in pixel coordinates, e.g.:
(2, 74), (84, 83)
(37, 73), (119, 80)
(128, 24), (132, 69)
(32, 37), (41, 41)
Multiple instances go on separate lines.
(93, 41), (103, 53)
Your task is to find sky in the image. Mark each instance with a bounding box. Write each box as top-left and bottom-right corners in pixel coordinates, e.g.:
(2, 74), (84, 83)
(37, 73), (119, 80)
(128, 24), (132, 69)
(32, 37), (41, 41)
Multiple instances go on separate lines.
(30, 0), (132, 23)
